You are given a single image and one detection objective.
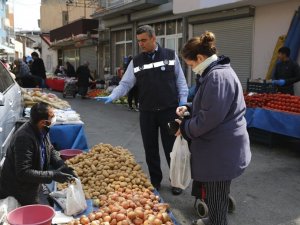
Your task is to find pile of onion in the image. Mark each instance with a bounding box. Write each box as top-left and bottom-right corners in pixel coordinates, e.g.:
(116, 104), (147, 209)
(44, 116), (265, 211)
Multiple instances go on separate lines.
(68, 189), (173, 225)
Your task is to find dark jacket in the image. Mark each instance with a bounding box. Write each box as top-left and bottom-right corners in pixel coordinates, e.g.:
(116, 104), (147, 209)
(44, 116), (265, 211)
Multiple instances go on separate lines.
(0, 122), (64, 205)
(133, 45), (178, 111)
(76, 65), (94, 87)
(273, 59), (300, 94)
(180, 56), (251, 182)
(30, 58), (46, 79)
(66, 63), (76, 77)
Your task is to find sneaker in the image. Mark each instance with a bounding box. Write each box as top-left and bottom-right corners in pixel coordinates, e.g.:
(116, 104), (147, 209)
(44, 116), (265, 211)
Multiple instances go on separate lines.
(128, 107), (134, 111)
(191, 218), (211, 225)
(134, 108), (139, 112)
(171, 187), (183, 195)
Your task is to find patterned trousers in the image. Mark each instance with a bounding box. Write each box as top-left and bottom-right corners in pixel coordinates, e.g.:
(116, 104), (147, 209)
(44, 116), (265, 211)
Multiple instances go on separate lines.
(203, 180), (232, 225)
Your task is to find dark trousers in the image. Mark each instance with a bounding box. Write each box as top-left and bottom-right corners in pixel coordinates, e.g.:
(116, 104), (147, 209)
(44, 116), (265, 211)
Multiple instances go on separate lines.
(128, 86), (138, 108)
(202, 180), (231, 225)
(139, 107), (177, 186)
(78, 86), (88, 96)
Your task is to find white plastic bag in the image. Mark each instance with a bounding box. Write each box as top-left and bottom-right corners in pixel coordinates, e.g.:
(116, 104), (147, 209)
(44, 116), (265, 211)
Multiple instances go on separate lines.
(65, 178), (87, 216)
(0, 196), (20, 225)
(169, 136), (191, 189)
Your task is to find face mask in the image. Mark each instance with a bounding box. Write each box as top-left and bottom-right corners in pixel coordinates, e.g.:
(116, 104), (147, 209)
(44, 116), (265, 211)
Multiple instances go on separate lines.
(43, 116), (56, 133)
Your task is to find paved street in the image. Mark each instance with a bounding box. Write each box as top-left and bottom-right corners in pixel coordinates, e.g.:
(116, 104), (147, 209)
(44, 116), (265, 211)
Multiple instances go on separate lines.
(64, 95), (300, 225)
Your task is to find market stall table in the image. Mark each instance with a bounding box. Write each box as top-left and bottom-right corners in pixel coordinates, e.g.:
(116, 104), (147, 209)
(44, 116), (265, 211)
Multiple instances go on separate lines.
(245, 108), (300, 139)
(46, 77), (65, 92)
(49, 124), (89, 151)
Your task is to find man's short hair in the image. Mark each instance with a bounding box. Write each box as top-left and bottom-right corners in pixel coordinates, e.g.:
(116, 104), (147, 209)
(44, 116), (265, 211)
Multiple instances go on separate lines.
(30, 102), (49, 124)
(31, 52), (39, 58)
(136, 25), (155, 37)
(278, 47), (290, 57)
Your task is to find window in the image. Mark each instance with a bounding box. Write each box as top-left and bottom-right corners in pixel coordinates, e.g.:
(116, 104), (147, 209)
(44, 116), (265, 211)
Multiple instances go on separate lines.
(166, 20), (176, 35)
(177, 20), (183, 33)
(115, 29), (132, 70)
(155, 22), (165, 36)
(62, 11), (69, 25)
(151, 19), (183, 54)
(63, 49), (79, 69)
(116, 44), (125, 67)
(116, 30), (125, 42)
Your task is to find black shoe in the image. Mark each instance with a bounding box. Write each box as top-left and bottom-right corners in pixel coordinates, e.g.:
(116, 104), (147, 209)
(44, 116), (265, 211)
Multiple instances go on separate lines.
(171, 187), (183, 195)
(153, 183), (161, 191)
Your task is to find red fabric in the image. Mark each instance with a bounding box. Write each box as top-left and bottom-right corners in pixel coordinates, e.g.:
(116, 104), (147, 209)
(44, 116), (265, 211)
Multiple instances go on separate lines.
(46, 78), (65, 92)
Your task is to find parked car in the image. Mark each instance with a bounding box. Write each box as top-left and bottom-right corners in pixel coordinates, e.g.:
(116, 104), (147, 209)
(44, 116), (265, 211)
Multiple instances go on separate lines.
(0, 61), (23, 163)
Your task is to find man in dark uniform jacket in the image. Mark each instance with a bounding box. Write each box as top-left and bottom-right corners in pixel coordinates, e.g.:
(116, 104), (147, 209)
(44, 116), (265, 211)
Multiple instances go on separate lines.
(0, 102), (74, 205)
(96, 25), (188, 195)
(272, 47), (300, 94)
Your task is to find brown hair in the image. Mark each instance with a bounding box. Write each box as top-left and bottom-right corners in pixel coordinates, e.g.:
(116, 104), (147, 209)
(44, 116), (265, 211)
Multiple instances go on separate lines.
(181, 31), (217, 60)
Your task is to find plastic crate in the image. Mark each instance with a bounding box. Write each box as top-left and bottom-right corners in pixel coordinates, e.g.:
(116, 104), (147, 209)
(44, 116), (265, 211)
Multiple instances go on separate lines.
(246, 79), (276, 93)
(247, 128), (274, 147)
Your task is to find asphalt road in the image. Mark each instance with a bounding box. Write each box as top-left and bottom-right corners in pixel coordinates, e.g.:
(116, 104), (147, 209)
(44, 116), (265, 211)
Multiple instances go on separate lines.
(63, 95), (300, 225)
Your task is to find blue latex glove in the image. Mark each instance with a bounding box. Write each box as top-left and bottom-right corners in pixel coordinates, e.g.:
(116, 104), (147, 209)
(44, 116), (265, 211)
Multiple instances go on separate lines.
(94, 96), (113, 104)
(272, 79), (286, 86)
(179, 102), (187, 106)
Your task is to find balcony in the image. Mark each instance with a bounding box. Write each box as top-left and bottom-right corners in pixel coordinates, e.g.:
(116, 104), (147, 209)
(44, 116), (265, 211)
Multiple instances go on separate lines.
(50, 19), (98, 42)
(100, 0), (140, 10)
(94, 0), (168, 19)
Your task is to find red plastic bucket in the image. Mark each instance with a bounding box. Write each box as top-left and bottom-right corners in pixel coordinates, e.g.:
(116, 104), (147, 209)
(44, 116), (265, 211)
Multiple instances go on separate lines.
(60, 149), (83, 160)
(7, 204), (55, 225)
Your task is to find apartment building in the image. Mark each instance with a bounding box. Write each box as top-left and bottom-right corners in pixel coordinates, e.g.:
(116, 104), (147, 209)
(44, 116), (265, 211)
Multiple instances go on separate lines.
(92, 0), (300, 90)
(0, 0), (14, 62)
(40, 0), (99, 74)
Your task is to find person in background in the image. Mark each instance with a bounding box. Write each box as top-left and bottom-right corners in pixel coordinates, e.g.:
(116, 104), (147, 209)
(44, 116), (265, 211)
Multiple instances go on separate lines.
(272, 46), (300, 95)
(54, 65), (65, 76)
(96, 25), (188, 195)
(0, 102), (75, 206)
(76, 61), (95, 99)
(125, 56), (139, 111)
(30, 52), (46, 87)
(12, 59), (38, 87)
(66, 61), (76, 78)
(127, 85), (139, 111)
(175, 32), (251, 225)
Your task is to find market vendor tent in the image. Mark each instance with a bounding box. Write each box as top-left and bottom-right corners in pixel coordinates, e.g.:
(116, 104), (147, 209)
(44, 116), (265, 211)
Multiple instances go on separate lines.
(266, 7), (300, 80)
(285, 7), (300, 61)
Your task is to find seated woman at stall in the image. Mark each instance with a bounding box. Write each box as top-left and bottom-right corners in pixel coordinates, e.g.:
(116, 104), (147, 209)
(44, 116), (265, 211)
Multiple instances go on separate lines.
(12, 59), (37, 87)
(54, 65), (66, 76)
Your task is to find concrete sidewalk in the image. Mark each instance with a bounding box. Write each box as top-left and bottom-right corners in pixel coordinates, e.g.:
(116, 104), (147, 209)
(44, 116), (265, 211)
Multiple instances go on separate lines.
(64, 95), (300, 225)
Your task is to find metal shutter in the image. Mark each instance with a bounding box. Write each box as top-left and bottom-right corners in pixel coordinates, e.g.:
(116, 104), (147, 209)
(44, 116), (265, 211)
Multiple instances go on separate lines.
(193, 17), (253, 89)
(80, 46), (97, 75)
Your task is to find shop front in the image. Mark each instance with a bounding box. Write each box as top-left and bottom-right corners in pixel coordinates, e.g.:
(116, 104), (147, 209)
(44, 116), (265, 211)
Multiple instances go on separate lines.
(189, 7), (255, 88)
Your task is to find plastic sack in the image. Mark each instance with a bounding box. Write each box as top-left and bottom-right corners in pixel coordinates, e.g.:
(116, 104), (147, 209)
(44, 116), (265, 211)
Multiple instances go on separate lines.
(0, 196), (20, 225)
(65, 178), (87, 216)
(169, 136), (191, 189)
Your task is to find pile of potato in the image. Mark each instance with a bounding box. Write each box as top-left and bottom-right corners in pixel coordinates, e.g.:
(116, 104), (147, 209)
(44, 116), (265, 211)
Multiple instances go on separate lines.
(58, 144), (154, 199)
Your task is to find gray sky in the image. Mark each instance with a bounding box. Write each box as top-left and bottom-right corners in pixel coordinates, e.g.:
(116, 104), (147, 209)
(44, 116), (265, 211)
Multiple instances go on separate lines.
(14, 0), (41, 31)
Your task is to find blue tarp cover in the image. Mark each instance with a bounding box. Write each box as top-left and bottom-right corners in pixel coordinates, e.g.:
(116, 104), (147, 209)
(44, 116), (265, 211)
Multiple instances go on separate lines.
(245, 108), (300, 139)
